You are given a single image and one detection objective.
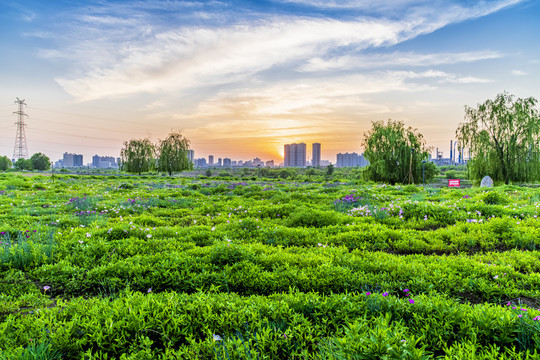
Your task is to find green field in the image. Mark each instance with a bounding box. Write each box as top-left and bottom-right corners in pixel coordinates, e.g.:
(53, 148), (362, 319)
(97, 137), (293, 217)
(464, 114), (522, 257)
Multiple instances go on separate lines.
(1, 173), (539, 359)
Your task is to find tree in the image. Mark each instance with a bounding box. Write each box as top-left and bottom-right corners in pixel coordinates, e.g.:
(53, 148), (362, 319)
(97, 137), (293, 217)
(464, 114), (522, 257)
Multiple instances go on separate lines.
(362, 119), (435, 184)
(30, 153), (50, 171)
(14, 158), (32, 171)
(156, 132), (192, 176)
(306, 168), (317, 180)
(326, 164), (334, 175)
(0, 156), (11, 171)
(456, 92), (540, 185)
(120, 138), (155, 175)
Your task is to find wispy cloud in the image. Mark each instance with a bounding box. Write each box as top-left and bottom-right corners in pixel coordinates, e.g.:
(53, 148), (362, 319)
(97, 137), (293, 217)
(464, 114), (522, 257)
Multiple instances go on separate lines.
(36, 0), (518, 102)
(511, 69), (527, 76)
(299, 51), (502, 71)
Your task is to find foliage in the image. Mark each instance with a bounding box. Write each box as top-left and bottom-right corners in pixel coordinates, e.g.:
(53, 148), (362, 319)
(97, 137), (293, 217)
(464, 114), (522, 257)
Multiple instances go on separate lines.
(156, 131), (192, 176)
(456, 92), (540, 185)
(120, 138), (155, 175)
(30, 153), (51, 171)
(362, 119), (435, 184)
(326, 164), (334, 175)
(0, 156), (12, 171)
(14, 158), (33, 171)
(0, 174), (540, 358)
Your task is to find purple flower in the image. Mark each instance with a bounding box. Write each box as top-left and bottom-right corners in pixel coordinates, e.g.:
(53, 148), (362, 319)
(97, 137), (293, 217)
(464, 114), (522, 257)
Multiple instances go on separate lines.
(403, 289), (409, 293)
(147, 288), (152, 293)
(43, 286), (50, 292)
(366, 292), (371, 296)
(409, 299), (414, 304)
(382, 292), (389, 297)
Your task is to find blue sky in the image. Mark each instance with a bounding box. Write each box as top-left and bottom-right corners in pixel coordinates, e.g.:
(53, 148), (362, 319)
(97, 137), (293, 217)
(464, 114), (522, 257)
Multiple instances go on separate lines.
(0, 0), (539, 164)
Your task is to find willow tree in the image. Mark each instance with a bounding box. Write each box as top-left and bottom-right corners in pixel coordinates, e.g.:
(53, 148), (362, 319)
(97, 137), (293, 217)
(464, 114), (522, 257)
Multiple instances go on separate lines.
(456, 93), (540, 185)
(156, 131), (192, 176)
(362, 119), (435, 184)
(120, 138), (155, 175)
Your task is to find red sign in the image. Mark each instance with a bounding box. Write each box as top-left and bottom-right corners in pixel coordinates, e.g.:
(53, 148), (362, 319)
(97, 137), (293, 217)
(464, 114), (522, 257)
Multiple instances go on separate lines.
(448, 179), (460, 187)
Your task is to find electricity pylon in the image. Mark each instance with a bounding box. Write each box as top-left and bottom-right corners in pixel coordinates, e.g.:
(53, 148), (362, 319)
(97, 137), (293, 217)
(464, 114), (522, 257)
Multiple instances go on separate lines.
(13, 98), (29, 160)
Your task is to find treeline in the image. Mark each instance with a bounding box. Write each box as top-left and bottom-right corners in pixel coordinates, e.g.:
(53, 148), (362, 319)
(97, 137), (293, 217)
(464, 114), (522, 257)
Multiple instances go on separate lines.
(0, 153), (50, 171)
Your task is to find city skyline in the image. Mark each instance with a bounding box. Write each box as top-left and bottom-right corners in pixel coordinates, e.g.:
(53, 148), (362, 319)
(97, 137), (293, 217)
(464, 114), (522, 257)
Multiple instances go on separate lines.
(1, 0), (539, 162)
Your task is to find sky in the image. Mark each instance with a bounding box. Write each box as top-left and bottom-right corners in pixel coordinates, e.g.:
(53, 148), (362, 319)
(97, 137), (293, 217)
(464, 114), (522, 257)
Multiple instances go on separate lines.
(0, 0), (539, 165)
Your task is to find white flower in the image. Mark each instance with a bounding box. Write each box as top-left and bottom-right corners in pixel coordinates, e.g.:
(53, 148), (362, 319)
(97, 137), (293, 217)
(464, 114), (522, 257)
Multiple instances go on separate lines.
(213, 334), (222, 341)
(86, 233), (91, 238)
(147, 234), (152, 238)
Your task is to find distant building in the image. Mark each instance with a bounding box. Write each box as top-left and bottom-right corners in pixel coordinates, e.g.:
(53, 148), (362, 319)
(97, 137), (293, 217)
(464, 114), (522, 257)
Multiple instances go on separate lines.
(63, 152), (83, 167)
(217, 158), (222, 167)
(312, 143), (321, 167)
(194, 158), (207, 168)
(253, 157), (263, 167)
(187, 150), (195, 164)
(223, 158), (232, 167)
(92, 155), (117, 168)
(284, 143), (306, 167)
(266, 160), (274, 167)
(336, 152), (369, 168)
(208, 155), (214, 166)
(320, 160), (331, 166)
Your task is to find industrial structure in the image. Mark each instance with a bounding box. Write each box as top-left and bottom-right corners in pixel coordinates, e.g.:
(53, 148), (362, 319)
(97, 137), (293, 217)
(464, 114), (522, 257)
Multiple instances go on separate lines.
(12, 98), (29, 161)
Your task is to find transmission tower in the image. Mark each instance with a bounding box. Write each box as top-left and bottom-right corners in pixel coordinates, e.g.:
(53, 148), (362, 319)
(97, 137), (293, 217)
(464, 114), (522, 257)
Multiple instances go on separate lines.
(13, 97), (29, 160)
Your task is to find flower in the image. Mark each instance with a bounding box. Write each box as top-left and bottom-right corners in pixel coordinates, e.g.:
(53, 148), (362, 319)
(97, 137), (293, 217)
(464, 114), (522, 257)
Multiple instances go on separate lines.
(43, 286), (50, 292)
(382, 292), (389, 297)
(409, 299), (415, 304)
(366, 292), (371, 296)
(79, 240), (84, 244)
(403, 289), (409, 293)
(86, 233), (91, 238)
(147, 288), (152, 293)
(213, 334), (222, 341)
(147, 234), (152, 238)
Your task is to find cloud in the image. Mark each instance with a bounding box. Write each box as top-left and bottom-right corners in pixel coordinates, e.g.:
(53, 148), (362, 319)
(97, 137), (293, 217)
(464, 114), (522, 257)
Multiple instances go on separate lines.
(46, 0), (515, 101)
(299, 51), (502, 72)
(511, 69), (527, 76)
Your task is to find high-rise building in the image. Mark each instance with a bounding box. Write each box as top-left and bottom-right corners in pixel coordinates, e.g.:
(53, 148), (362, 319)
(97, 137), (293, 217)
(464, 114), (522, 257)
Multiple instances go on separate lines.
(336, 152), (369, 168)
(92, 155), (101, 168)
(284, 143), (306, 167)
(63, 152), (83, 167)
(312, 143), (321, 167)
(266, 160), (274, 167)
(93, 155), (117, 168)
(223, 158), (232, 167)
(218, 158), (222, 167)
(194, 158), (207, 168)
(208, 155), (214, 166)
(187, 150), (195, 164)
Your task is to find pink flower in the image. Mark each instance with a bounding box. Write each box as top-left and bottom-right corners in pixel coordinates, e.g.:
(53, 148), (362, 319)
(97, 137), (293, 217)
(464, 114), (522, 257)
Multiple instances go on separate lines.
(409, 299), (414, 304)
(366, 292), (371, 296)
